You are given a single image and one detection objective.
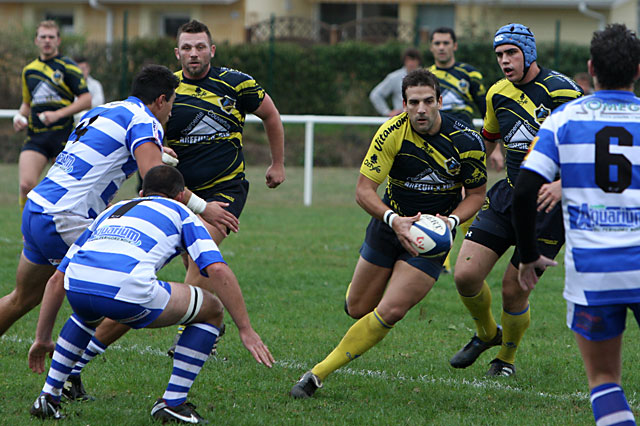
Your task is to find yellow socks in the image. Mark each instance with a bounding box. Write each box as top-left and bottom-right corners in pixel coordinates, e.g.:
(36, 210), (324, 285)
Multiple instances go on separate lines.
(311, 308), (392, 381)
(19, 195), (27, 212)
(496, 305), (530, 365)
(459, 281), (498, 342)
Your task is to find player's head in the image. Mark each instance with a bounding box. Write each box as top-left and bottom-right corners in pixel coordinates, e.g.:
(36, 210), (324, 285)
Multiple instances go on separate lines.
(589, 24), (640, 90)
(402, 48), (422, 72)
(175, 20), (215, 79)
(73, 56), (91, 79)
(402, 69), (443, 135)
(142, 165), (185, 199)
(493, 23), (537, 83)
(35, 20), (60, 60)
(131, 65), (179, 125)
(430, 27), (457, 67)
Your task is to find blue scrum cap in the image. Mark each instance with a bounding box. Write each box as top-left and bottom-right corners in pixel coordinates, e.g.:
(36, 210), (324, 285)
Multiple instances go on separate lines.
(493, 23), (537, 68)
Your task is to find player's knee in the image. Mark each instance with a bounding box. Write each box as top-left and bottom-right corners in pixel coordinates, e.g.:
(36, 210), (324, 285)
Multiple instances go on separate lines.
(344, 300), (366, 319)
(453, 267), (479, 294)
(19, 180), (36, 197)
(4, 288), (40, 313)
(200, 291), (224, 326)
(378, 306), (406, 325)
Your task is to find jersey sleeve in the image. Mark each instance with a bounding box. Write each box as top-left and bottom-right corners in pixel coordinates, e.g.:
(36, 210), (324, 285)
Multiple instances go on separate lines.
(127, 113), (164, 156)
(458, 130), (487, 189)
(482, 90), (501, 141)
(359, 116), (406, 184)
(234, 71), (266, 114)
(64, 60), (89, 97)
(181, 212), (226, 276)
(21, 67), (31, 104)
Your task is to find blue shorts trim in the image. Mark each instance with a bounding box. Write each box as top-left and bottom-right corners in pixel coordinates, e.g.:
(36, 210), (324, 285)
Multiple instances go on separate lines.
(66, 281), (172, 329)
(22, 200), (70, 266)
(567, 301), (640, 341)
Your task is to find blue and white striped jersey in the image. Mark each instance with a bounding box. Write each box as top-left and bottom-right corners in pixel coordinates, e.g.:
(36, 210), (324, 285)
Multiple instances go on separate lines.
(58, 196), (224, 305)
(522, 90), (640, 306)
(28, 96), (164, 219)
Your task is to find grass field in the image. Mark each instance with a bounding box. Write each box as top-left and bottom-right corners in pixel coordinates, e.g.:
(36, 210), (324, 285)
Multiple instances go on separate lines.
(0, 163), (638, 425)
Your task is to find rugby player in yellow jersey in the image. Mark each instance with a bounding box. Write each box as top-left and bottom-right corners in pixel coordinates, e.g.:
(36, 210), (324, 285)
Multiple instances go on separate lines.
(13, 20), (92, 210)
(290, 69), (487, 398)
(449, 23), (583, 377)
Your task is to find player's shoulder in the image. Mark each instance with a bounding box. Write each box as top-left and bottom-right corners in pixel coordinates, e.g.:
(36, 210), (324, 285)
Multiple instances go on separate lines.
(455, 62), (481, 75)
(216, 66), (256, 84)
(486, 78), (512, 97)
(440, 115), (484, 148)
(539, 68), (582, 93)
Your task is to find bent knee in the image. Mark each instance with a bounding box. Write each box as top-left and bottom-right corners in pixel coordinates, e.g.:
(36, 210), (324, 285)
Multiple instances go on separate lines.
(200, 292), (224, 325)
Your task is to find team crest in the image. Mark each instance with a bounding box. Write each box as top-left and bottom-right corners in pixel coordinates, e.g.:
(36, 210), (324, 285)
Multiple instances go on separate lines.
(52, 70), (63, 85)
(457, 79), (469, 94)
(534, 104), (551, 123)
(193, 87), (206, 98)
(445, 157), (461, 175)
(220, 95), (236, 114)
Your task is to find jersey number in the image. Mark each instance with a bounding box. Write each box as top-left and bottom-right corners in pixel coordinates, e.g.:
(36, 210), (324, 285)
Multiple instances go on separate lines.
(595, 126), (632, 193)
(72, 115), (99, 143)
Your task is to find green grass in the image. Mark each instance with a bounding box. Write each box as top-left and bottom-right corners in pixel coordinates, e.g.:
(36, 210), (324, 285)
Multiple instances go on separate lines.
(0, 163), (638, 425)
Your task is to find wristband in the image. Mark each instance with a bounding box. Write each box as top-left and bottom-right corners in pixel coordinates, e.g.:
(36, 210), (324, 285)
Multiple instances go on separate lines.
(386, 213), (399, 228)
(161, 151), (179, 166)
(448, 214), (460, 229)
(186, 193), (207, 215)
(13, 113), (27, 126)
(383, 209), (394, 225)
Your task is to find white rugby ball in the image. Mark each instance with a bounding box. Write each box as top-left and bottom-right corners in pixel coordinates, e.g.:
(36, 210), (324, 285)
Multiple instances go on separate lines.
(409, 214), (452, 257)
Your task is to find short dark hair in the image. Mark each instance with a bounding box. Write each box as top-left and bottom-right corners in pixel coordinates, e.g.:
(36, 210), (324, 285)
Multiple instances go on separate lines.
(590, 24), (640, 89)
(130, 65), (179, 105)
(177, 20), (213, 44)
(431, 27), (456, 43)
(142, 165), (185, 198)
(402, 48), (422, 64)
(402, 69), (441, 102)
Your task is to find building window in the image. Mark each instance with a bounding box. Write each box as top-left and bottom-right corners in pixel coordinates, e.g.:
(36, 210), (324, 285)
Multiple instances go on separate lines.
(44, 12), (74, 34)
(416, 5), (455, 33)
(319, 3), (398, 24)
(162, 16), (191, 38)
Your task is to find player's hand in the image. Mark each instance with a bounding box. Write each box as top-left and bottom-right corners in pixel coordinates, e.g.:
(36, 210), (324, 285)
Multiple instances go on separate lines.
(238, 327), (274, 368)
(265, 163), (285, 188)
(201, 201), (239, 234)
(537, 180), (562, 213)
(488, 148), (504, 171)
(161, 147), (179, 166)
(38, 111), (60, 126)
(13, 114), (28, 132)
(392, 213), (421, 257)
(28, 340), (55, 374)
(518, 256), (557, 291)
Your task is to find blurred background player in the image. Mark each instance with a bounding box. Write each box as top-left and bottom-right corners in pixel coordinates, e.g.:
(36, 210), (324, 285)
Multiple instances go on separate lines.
(449, 23), (583, 377)
(573, 71), (595, 95)
(513, 23), (640, 426)
(73, 55), (105, 121)
(290, 69), (486, 398)
(13, 20), (91, 210)
(369, 48), (422, 117)
(427, 26), (488, 274)
(428, 27), (486, 128)
(28, 165), (273, 423)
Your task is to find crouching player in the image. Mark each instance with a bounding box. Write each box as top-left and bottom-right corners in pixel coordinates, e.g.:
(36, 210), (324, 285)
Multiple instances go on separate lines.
(28, 165), (273, 423)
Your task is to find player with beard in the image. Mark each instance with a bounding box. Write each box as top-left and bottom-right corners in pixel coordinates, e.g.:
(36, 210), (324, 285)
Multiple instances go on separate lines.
(449, 23), (583, 377)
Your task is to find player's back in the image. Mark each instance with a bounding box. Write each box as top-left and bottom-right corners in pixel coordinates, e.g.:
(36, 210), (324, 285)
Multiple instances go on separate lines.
(538, 90), (640, 304)
(28, 97), (164, 218)
(62, 197), (222, 304)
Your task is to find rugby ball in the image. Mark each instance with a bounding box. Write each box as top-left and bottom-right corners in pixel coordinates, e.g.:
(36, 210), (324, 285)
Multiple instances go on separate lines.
(409, 215), (452, 257)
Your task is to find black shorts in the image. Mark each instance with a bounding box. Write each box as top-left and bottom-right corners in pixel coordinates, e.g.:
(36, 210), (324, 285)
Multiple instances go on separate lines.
(22, 128), (72, 160)
(193, 178), (250, 221)
(465, 178), (564, 268)
(360, 216), (450, 280)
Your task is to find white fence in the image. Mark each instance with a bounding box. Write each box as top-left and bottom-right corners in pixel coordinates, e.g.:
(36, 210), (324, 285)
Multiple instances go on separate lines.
(0, 109), (481, 206)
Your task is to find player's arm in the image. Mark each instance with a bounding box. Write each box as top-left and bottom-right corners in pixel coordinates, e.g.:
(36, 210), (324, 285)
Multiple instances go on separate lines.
(485, 138), (504, 171)
(135, 141), (239, 233)
(355, 174), (420, 256)
(203, 262), (274, 367)
(28, 270), (66, 374)
(512, 169), (557, 290)
(40, 92), (92, 126)
(369, 75), (394, 116)
(252, 94), (285, 188)
(450, 184), (485, 226)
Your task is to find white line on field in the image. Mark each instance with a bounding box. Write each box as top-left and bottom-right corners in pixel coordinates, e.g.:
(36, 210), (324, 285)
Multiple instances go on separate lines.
(5, 334), (637, 408)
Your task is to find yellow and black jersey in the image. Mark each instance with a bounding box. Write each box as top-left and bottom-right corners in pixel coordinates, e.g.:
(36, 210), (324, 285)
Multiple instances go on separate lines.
(166, 67), (265, 191)
(428, 62), (486, 127)
(21, 55), (88, 134)
(360, 113), (487, 217)
(482, 67), (582, 185)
